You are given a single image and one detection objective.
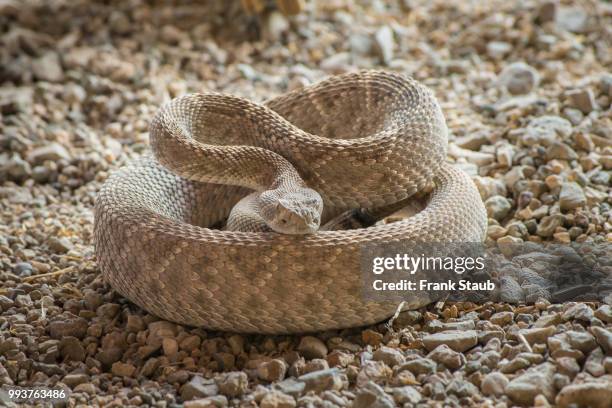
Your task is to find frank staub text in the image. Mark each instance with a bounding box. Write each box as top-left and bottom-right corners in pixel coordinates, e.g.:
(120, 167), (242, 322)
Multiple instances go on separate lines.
(371, 253), (495, 292)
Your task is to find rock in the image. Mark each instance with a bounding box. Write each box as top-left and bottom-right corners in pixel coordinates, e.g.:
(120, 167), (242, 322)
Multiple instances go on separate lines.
(74, 383), (97, 395)
(15, 262), (34, 278)
(181, 376), (218, 400)
(356, 360), (392, 386)
(537, 215), (565, 237)
(500, 357), (531, 373)
(481, 372), (509, 397)
(497, 144), (515, 167)
(555, 357), (580, 378)
(422, 330), (478, 352)
(59, 336), (85, 362)
(485, 195), (512, 221)
(15, 294), (32, 307)
(563, 303), (594, 322)
(227, 335), (244, 355)
(519, 326), (555, 345)
(594, 305), (612, 323)
(372, 346), (405, 367)
(546, 142), (578, 161)
(216, 372), (248, 397)
(548, 335), (581, 360)
(449, 144), (494, 165)
(397, 358), (437, 375)
(473, 176), (507, 200)
(214, 352), (235, 370)
(503, 166), (527, 191)
(353, 381), (395, 408)
(257, 359), (288, 382)
(362, 329), (384, 346)
(1, 186), (33, 204)
(564, 107), (584, 125)
(147, 321), (178, 347)
(537, 1), (557, 23)
(556, 383), (612, 408)
(556, 7), (589, 33)
(446, 378), (480, 398)
(32, 52), (64, 82)
(298, 336), (327, 359)
(553, 373), (570, 392)
(574, 133), (595, 153)
(125, 315), (145, 332)
(456, 133), (489, 150)
(600, 73), (612, 96)
(162, 338), (178, 356)
(505, 363), (555, 405)
(179, 335), (201, 352)
(47, 236), (74, 253)
(97, 303), (120, 319)
(264, 11), (289, 42)
(298, 368), (343, 393)
(111, 361), (136, 377)
(138, 357), (158, 377)
(99, 332), (128, 366)
(350, 33), (373, 55)
(83, 290), (102, 310)
(392, 386), (422, 404)
(159, 25), (184, 45)
(487, 41), (512, 59)
(490, 311), (514, 326)
(565, 88), (597, 114)
(499, 62), (540, 95)
(33, 361), (66, 377)
(522, 116), (572, 146)
(48, 313), (88, 339)
(585, 186), (608, 206)
(565, 331), (597, 353)
(0, 295), (14, 312)
(591, 327), (612, 354)
(319, 52), (351, 73)
(553, 231), (570, 244)
(274, 378), (305, 397)
(604, 357), (612, 374)
(585, 348), (605, 377)
(167, 370), (190, 384)
(488, 225), (507, 239)
(327, 350), (354, 367)
(374, 26), (394, 65)
(0, 87), (33, 114)
(184, 396), (228, 408)
(260, 391), (296, 408)
(4, 155), (31, 181)
(427, 344), (464, 369)
(63, 373), (89, 388)
(107, 9), (131, 34)
(16, 262), (34, 277)
(27, 143), (71, 165)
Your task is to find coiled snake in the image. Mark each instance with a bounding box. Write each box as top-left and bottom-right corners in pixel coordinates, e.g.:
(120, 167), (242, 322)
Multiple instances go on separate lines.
(94, 71), (487, 334)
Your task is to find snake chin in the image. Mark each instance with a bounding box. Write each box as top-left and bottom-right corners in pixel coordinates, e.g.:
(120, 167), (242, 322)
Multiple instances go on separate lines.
(260, 189), (323, 234)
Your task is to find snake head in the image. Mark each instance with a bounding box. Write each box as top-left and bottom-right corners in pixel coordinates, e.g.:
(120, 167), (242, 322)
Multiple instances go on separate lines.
(260, 188), (323, 234)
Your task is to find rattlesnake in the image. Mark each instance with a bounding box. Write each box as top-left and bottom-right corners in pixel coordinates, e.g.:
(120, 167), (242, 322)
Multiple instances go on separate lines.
(94, 70), (487, 334)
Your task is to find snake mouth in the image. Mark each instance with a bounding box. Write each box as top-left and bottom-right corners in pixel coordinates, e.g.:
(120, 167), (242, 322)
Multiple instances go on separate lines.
(270, 212), (321, 234)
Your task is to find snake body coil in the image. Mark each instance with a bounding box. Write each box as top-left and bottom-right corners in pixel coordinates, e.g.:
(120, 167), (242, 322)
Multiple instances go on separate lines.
(94, 71), (487, 334)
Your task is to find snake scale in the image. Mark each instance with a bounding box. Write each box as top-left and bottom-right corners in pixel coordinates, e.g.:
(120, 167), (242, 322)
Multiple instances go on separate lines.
(94, 71), (487, 334)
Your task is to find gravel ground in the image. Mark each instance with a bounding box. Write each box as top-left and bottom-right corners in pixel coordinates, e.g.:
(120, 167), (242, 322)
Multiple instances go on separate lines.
(0, 0), (611, 407)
